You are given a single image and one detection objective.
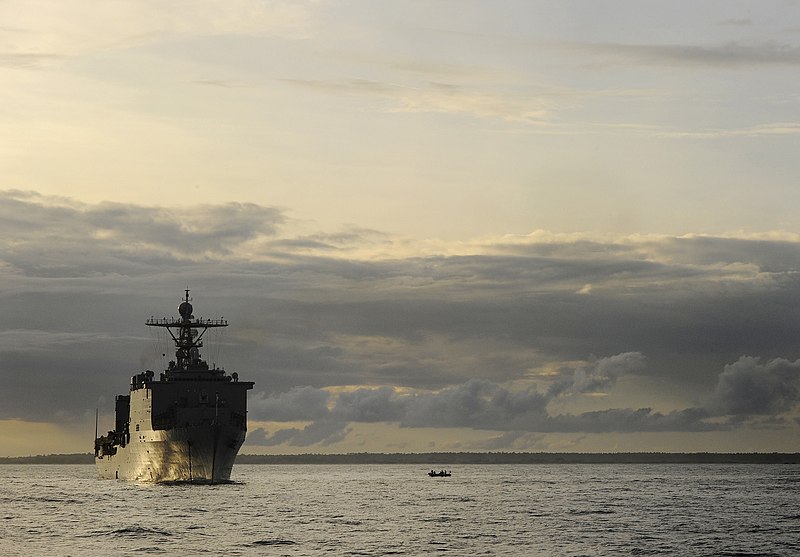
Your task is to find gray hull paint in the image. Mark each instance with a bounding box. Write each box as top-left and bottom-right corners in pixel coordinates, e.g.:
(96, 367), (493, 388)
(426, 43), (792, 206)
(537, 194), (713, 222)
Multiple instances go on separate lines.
(95, 424), (245, 483)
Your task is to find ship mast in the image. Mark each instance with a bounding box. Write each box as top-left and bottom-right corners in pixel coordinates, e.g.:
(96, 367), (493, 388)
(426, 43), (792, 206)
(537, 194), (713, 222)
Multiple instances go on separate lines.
(146, 289), (228, 371)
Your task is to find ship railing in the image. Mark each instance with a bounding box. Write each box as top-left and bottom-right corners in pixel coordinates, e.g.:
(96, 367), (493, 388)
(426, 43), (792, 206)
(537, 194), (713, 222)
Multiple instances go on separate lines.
(146, 317), (228, 326)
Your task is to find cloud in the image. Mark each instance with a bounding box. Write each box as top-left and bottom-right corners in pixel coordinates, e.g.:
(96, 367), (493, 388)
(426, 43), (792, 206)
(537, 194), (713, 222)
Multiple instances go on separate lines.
(401, 379), (550, 430)
(548, 352), (647, 397)
(247, 352), (709, 436)
(0, 53), (63, 68)
(0, 0), (322, 67)
(542, 407), (715, 433)
(0, 330), (125, 351)
(657, 122), (800, 139)
(0, 191), (285, 276)
(558, 41), (800, 69)
(706, 356), (800, 416)
(2, 192), (800, 448)
(251, 350), (800, 444)
(282, 76), (663, 129)
(283, 78), (553, 123)
(248, 421), (350, 447)
(471, 431), (545, 451)
(331, 387), (406, 422)
(389, 82), (551, 122)
(250, 386), (331, 421)
(250, 375), (719, 440)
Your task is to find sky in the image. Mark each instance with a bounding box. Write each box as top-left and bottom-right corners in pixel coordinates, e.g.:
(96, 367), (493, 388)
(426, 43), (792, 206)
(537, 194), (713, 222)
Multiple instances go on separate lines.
(1, 0), (800, 456)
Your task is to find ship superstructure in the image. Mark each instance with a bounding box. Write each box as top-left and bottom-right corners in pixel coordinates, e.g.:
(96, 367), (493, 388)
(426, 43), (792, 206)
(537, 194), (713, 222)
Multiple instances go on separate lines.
(95, 290), (253, 482)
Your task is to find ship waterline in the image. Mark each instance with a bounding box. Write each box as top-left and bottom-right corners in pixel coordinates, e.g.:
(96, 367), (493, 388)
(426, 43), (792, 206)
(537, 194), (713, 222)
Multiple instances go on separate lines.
(95, 290), (254, 483)
(96, 423), (246, 483)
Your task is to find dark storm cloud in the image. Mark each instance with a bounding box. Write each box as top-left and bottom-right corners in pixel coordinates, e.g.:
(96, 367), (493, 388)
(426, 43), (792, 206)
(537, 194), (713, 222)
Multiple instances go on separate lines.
(547, 352), (647, 398)
(2, 192), (800, 444)
(541, 407), (716, 434)
(248, 352), (764, 445)
(251, 352), (800, 445)
(83, 200), (284, 253)
(250, 386), (331, 421)
(0, 190), (284, 275)
(706, 356), (800, 416)
(637, 236), (800, 273)
(248, 355), (642, 431)
(247, 421), (351, 447)
(397, 379), (551, 430)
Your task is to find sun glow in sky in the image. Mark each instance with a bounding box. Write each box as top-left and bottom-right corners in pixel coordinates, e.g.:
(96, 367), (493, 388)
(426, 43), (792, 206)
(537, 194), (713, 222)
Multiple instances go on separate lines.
(1, 1), (800, 456)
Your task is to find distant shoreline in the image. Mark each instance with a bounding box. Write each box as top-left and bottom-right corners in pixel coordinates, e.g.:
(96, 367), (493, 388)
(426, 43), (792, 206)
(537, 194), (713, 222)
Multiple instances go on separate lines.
(2, 452), (798, 465)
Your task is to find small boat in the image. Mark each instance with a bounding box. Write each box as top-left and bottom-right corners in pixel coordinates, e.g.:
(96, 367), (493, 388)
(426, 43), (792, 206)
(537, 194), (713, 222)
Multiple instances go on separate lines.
(428, 470), (451, 477)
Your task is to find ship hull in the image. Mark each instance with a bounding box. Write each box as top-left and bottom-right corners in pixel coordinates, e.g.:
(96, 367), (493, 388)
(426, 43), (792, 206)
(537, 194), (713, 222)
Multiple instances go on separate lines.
(95, 423), (245, 483)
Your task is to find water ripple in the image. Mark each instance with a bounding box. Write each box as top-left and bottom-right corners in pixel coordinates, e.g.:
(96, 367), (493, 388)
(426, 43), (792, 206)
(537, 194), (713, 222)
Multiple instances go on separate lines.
(250, 538), (296, 546)
(1, 463), (798, 556)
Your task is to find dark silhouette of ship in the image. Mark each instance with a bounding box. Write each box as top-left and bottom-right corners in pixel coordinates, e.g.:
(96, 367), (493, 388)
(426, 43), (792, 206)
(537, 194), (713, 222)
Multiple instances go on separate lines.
(95, 290), (253, 482)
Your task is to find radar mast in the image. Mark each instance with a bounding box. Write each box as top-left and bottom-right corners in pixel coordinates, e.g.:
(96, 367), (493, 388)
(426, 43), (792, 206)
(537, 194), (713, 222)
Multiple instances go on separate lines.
(146, 289), (228, 372)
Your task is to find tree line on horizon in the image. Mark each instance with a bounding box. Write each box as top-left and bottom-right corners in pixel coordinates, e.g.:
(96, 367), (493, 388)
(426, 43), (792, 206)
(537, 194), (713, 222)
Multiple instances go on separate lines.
(2, 452), (798, 465)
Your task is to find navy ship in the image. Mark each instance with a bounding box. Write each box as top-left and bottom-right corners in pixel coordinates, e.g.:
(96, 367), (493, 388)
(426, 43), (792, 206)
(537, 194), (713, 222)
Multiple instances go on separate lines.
(95, 290), (253, 482)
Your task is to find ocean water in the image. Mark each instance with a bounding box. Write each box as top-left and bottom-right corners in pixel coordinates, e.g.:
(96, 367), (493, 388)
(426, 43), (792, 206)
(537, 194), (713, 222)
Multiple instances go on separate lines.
(0, 464), (797, 556)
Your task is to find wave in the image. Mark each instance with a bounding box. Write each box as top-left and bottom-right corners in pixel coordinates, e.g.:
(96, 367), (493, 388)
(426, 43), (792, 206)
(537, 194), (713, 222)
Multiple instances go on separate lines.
(568, 508), (616, 515)
(251, 538), (296, 546)
(77, 525), (173, 538)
